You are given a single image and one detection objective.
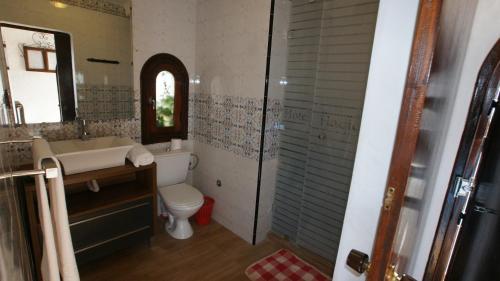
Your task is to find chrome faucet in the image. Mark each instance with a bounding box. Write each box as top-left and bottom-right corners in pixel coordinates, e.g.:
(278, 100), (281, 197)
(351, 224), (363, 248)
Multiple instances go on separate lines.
(78, 118), (91, 140)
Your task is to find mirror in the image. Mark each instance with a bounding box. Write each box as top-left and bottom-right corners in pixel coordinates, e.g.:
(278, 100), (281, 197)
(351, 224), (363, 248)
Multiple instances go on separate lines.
(0, 0), (133, 125)
(0, 24), (75, 123)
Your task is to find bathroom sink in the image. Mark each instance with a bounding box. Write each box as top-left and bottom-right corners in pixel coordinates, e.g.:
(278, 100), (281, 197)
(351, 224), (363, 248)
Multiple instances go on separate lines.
(49, 136), (134, 175)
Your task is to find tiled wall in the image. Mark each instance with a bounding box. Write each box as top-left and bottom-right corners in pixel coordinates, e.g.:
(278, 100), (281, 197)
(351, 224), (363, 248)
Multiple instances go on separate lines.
(55, 0), (129, 17)
(8, 90), (281, 166)
(7, 0), (277, 246)
(131, 0), (275, 243)
(131, 0), (197, 97)
(8, 119), (140, 164)
(193, 0), (272, 243)
(189, 93), (280, 161)
(77, 85), (135, 120)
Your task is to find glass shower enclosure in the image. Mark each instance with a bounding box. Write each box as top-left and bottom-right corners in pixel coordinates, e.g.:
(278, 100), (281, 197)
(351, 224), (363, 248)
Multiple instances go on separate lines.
(258, 0), (380, 263)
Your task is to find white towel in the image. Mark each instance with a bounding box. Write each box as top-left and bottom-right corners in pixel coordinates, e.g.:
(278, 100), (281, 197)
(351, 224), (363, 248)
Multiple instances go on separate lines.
(33, 139), (79, 281)
(127, 144), (154, 167)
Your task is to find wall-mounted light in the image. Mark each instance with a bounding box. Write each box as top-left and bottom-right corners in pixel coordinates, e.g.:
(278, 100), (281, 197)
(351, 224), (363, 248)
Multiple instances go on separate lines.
(279, 76), (288, 86)
(50, 1), (68, 8)
(75, 72), (85, 84)
(190, 75), (201, 85)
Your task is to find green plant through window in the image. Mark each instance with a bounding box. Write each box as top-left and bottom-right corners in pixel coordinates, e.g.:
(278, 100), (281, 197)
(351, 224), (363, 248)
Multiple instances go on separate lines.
(155, 71), (175, 127)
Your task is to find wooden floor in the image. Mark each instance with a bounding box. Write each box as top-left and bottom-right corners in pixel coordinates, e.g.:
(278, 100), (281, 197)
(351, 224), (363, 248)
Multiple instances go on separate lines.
(79, 221), (334, 281)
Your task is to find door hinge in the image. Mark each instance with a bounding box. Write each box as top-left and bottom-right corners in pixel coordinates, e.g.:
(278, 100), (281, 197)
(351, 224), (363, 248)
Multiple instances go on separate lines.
(473, 205), (497, 215)
(453, 176), (473, 198)
(383, 187), (396, 211)
(386, 265), (417, 281)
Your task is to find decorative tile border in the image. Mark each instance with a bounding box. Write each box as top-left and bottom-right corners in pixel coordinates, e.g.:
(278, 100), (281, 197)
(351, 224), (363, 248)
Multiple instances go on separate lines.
(77, 85), (135, 120)
(263, 99), (282, 161)
(8, 91), (281, 164)
(7, 118), (140, 164)
(53, 0), (129, 18)
(189, 93), (281, 161)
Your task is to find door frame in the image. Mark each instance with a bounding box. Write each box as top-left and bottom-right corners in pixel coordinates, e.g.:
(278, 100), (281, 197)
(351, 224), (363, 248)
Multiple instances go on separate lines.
(424, 39), (500, 281)
(367, 0), (444, 280)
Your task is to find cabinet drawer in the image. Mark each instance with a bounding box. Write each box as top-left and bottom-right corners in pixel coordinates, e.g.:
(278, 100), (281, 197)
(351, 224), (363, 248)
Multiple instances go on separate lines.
(70, 198), (153, 254)
(75, 226), (151, 265)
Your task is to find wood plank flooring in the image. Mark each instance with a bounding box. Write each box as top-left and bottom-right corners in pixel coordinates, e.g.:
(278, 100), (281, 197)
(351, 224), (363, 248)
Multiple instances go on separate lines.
(79, 221), (334, 281)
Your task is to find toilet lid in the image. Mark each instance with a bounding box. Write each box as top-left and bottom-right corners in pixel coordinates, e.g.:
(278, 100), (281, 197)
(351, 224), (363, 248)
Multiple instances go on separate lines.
(159, 183), (203, 208)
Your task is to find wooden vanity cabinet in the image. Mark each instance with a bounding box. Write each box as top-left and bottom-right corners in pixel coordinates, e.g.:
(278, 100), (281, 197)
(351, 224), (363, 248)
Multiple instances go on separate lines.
(23, 161), (157, 280)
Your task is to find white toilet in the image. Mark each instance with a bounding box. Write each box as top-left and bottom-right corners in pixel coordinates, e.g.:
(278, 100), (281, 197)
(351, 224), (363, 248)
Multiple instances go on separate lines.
(154, 150), (204, 239)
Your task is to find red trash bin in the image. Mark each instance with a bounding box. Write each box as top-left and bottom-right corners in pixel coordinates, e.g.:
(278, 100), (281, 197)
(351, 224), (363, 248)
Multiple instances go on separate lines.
(195, 196), (215, 225)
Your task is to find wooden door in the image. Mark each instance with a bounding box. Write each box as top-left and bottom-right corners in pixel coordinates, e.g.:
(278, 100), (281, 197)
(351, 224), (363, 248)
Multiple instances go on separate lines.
(425, 40), (500, 281)
(346, 0), (449, 279)
(344, 0), (491, 279)
(367, 0), (443, 279)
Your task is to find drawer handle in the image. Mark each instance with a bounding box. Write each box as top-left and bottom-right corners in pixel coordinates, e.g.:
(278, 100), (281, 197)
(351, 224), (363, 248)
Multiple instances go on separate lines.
(70, 202), (150, 227)
(74, 226), (150, 254)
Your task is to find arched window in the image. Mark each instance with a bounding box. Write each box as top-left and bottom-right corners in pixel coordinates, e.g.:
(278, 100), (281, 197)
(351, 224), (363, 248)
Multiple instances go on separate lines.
(140, 54), (188, 144)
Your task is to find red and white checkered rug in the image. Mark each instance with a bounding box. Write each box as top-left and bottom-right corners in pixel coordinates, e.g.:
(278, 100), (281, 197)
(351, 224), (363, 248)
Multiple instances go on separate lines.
(245, 249), (330, 281)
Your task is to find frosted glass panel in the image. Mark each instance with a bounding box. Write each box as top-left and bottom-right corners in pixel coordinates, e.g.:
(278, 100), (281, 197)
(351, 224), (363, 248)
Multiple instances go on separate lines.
(269, 0), (379, 261)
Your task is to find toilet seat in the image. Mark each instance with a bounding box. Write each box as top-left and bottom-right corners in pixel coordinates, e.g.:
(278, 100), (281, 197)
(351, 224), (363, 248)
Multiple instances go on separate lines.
(159, 183), (203, 209)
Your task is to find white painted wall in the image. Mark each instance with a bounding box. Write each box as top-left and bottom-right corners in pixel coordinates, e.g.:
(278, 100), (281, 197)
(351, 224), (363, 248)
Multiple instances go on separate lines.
(193, 0), (271, 243)
(131, 0), (271, 243)
(1, 27), (61, 123)
(332, 1), (420, 280)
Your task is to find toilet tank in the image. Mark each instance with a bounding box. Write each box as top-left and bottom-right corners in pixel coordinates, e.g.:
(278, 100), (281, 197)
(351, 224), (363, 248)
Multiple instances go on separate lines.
(152, 150), (191, 187)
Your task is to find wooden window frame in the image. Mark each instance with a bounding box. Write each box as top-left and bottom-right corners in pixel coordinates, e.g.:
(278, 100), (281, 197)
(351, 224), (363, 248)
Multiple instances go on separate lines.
(23, 46), (57, 73)
(140, 53), (188, 144)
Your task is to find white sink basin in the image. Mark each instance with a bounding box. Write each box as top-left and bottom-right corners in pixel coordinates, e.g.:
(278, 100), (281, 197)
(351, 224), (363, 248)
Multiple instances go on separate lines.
(49, 136), (134, 175)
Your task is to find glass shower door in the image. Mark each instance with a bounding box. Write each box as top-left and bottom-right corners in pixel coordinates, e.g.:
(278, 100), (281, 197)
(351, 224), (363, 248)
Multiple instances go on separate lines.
(267, 0), (380, 261)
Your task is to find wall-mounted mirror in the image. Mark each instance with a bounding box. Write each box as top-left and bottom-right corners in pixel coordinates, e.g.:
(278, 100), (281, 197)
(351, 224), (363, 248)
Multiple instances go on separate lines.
(0, 24), (75, 124)
(0, 0), (133, 125)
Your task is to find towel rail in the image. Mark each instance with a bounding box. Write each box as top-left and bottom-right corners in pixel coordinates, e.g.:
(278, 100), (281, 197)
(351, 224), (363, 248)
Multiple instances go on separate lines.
(0, 167), (58, 180)
(0, 137), (58, 180)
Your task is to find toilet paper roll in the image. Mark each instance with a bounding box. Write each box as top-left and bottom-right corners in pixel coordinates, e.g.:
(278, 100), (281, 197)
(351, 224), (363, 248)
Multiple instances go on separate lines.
(170, 139), (183, 151)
